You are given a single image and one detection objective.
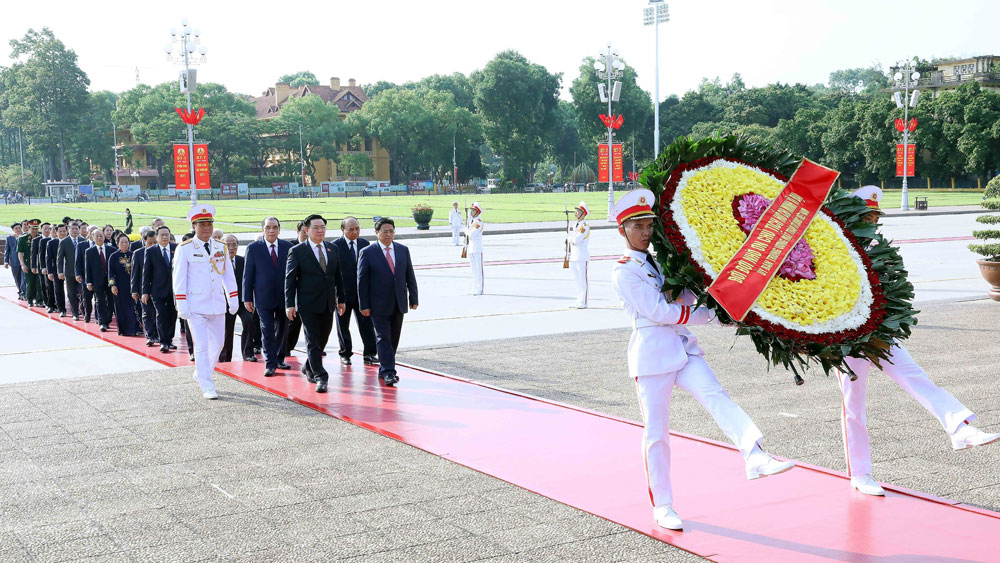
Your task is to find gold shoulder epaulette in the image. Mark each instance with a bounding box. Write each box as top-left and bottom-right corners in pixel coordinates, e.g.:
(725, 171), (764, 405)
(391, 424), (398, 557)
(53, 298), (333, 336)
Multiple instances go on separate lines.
(179, 239), (193, 246)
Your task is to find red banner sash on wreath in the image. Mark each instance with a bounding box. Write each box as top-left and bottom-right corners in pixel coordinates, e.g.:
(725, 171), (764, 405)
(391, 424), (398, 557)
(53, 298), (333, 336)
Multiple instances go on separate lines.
(707, 158), (840, 321)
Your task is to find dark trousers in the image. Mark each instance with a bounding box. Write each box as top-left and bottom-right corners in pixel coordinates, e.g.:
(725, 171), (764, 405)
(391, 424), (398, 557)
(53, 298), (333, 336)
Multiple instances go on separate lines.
(64, 276), (80, 317)
(24, 271), (39, 304)
(81, 283), (93, 321)
(336, 301), (377, 358)
(140, 298), (157, 339)
(152, 296), (176, 344)
(93, 283), (112, 325)
(252, 310), (262, 350)
(283, 315), (301, 356)
(258, 307), (288, 370)
(372, 309), (404, 378)
(299, 308), (333, 380)
(11, 263), (23, 297)
(40, 271), (53, 308)
(220, 308), (255, 362)
(52, 277), (65, 313)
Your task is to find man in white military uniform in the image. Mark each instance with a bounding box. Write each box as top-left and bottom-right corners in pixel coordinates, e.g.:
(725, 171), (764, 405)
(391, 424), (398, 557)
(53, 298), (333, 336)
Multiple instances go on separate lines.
(611, 188), (794, 531)
(466, 202), (484, 295)
(448, 201), (463, 246)
(567, 201), (591, 308)
(173, 204), (239, 399)
(837, 186), (1000, 496)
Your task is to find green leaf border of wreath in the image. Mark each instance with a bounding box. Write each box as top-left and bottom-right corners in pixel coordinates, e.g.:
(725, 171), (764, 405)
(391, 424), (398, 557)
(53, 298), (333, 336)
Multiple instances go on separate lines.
(639, 134), (918, 379)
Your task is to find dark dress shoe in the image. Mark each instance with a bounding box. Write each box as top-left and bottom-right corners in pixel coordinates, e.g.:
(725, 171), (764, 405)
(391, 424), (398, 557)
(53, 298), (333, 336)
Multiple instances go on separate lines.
(321, 351), (327, 357)
(307, 373), (318, 384)
(243, 356), (258, 362)
(189, 353), (196, 361)
(382, 373), (399, 386)
(363, 356), (378, 365)
(160, 345), (169, 353)
(340, 357), (352, 366)
(59, 312), (67, 318)
(254, 347), (262, 354)
(99, 325), (108, 332)
(73, 316), (80, 321)
(146, 339), (155, 347)
(315, 379), (328, 393)
(277, 362), (292, 370)
(263, 368), (275, 377)
(168, 344), (178, 350)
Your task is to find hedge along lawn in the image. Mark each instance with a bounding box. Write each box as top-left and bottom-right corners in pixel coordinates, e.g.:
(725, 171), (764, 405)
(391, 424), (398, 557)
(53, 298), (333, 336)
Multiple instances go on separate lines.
(0, 191), (620, 233)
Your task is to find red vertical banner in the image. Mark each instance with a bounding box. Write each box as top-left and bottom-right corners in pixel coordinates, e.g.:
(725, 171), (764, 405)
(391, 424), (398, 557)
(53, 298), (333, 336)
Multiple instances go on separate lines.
(612, 144), (624, 182)
(707, 159), (840, 321)
(597, 144), (609, 182)
(193, 143), (211, 190)
(896, 144), (916, 177)
(173, 144), (190, 190)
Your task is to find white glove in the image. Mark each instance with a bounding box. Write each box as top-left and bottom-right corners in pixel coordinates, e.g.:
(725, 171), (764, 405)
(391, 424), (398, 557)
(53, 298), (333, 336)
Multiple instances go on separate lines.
(177, 303), (190, 320)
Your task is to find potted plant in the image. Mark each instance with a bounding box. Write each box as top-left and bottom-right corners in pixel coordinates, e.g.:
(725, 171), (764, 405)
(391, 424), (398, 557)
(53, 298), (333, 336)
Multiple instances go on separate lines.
(411, 203), (434, 230)
(970, 176), (1000, 301)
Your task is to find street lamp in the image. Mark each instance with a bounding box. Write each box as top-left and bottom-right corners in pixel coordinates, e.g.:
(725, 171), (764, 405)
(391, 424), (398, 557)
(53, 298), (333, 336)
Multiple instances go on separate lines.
(595, 43), (624, 221)
(164, 19), (207, 204)
(643, 0), (669, 158)
(892, 58), (920, 211)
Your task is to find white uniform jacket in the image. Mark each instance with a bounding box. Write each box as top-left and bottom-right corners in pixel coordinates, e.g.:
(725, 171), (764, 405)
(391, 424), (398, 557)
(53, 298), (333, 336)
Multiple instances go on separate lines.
(449, 209), (464, 229)
(611, 250), (714, 378)
(568, 221), (591, 262)
(466, 217), (484, 253)
(172, 236), (238, 319)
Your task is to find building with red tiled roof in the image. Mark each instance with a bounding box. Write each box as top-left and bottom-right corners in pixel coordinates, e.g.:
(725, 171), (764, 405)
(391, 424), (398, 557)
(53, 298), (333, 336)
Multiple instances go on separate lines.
(252, 77), (389, 183)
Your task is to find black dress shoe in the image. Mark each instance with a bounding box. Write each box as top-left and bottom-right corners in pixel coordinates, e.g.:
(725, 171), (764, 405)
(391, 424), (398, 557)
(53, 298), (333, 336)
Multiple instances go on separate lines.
(243, 356), (258, 362)
(363, 356), (379, 365)
(263, 368), (275, 377)
(146, 339), (155, 347)
(383, 373), (399, 386)
(99, 325), (108, 332)
(59, 312), (67, 318)
(167, 344), (177, 350)
(73, 316), (80, 321)
(160, 345), (169, 353)
(315, 379), (328, 393)
(46, 308), (55, 313)
(340, 357), (351, 366)
(254, 347), (262, 354)
(277, 362), (292, 370)
(189, 353), (195, 361)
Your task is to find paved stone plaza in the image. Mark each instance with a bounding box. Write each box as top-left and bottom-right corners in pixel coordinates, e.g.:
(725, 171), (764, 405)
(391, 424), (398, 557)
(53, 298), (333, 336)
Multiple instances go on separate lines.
(1, 211), (998, 561)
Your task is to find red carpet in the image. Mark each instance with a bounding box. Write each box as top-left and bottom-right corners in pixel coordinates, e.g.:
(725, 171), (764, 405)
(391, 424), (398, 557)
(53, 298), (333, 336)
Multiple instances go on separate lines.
(5, 286), (1000, 561)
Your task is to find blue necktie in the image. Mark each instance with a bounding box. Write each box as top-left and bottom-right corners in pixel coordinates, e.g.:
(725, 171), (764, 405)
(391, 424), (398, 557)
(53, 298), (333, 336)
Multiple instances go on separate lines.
(162, 247), (169, 264)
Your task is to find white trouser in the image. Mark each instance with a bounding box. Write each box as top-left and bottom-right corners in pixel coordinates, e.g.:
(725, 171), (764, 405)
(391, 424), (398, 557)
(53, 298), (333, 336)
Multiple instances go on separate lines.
(839, 344), (974, 477)
(188, 312), (226, 393)
(634, 356), (764, 508)
(451, 226), (461, 246)
(469, 252), (483, 294)
(570, 260), (588, 307)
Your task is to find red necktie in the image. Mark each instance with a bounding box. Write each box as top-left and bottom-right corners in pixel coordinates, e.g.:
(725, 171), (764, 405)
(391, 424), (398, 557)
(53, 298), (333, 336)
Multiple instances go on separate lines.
(100, 247), (106, 272)
(270, 244), (278, 267)
(385, 246), (395, 274)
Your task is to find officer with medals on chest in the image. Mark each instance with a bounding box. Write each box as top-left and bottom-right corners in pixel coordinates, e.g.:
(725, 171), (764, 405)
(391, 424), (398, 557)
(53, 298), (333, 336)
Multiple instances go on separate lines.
(610, 188), (794, 531)
(173, 204), (239, 399)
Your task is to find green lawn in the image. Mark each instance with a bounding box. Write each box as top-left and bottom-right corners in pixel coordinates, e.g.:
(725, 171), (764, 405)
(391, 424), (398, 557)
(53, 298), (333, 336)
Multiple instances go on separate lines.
(0, 192), (618, 233)
(1, 189), (985, 234)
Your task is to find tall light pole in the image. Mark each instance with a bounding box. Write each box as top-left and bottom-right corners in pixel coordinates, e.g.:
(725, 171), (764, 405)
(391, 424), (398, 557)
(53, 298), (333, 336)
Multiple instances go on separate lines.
(112, 100), (120, 189)
(644, 0), (669, 158)
(164, 19), (207, 205)
(298, 123), (306, 189)
(892, 58), (921, 211)
(595, 43), (624, 221)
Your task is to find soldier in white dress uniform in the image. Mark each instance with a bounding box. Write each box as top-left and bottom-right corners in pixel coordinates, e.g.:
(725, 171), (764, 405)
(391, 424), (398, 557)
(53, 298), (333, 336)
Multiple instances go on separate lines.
(567, 201), (591, 308)
(837, 186), (1000, 496)
(449, 201), (464, 246)
(610, 188), (794, 531)
(466, 202), (484, 295)
(173, 204), (239, 399)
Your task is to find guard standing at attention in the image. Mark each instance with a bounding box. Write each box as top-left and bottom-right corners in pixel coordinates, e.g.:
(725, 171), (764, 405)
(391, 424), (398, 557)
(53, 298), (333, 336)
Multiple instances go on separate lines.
(567, 201), (591, 309)
(173, 204), (239, 399)
(466, 202), (484, 295)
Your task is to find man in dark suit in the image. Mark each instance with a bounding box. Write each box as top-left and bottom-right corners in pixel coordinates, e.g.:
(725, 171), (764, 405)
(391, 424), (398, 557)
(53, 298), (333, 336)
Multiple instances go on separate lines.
(75, 229), (95, 322)
(333, 216), (377, 366)
(358, 217), (418, 386)
(219, 234), (256, 363)
(4, 223), (24, 300)
(131, 229), (159, 346)
(46, 223), (67, 316)
(57, 221), (84, 320)
(282, 220), (310, 357)
(84, 229), (115, 331)
(284, 214), (345, 392)
(244, 217), (293, 376)
(30, 223), (49, 309)
(142, 226), (178, 352)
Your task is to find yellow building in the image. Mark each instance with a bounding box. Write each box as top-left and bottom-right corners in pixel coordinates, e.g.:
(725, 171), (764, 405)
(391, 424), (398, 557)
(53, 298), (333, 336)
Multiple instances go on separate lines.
(89, 128), (160, 190)
(252, 77), (390, 184)
(885, 56), (1000, 98)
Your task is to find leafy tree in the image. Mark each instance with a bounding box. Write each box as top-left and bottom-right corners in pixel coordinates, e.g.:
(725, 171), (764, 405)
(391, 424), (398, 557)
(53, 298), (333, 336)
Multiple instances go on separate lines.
(2, 28), (89, 181)
(472, 50), (560, 185)
(548, 100), (587, 176)
(722, 83), (816, 127)
(820, 99), (864, 175)
(658, 78), (727, 144)
(828, 65), (888, 96)
(570, 56), (653, 164)
(271, 94), (347, 184)
(70, 91), (117, 182)
(855, 98), (896, 182)
(362, 81), (398, 99)
(278, 71), (319, 88)
(338, 153), (373, 179)
(416, 73), (475, 111)
(775, 107), (828, 162)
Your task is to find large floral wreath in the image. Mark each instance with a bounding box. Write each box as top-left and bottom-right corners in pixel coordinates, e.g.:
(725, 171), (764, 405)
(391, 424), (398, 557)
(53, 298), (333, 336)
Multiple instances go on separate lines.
(640, 135), (918, 379)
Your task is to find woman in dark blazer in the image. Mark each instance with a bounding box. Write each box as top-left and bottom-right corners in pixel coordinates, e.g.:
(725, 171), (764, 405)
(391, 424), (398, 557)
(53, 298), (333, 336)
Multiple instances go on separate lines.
(108, 234), (141, 336)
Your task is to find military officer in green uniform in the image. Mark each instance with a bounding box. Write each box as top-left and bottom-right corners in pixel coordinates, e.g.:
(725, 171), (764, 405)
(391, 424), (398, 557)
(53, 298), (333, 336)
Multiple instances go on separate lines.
(17, 219), (40, 306)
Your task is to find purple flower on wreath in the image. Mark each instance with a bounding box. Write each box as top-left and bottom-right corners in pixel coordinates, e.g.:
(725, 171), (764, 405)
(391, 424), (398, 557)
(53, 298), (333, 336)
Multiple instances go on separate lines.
(734, 193), (816, 281)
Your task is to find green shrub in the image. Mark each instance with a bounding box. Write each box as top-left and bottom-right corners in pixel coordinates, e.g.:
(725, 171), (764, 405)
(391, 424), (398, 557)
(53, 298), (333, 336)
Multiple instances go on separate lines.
(985, 175), (1000, 200)
(970, 197), (1000, 261)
